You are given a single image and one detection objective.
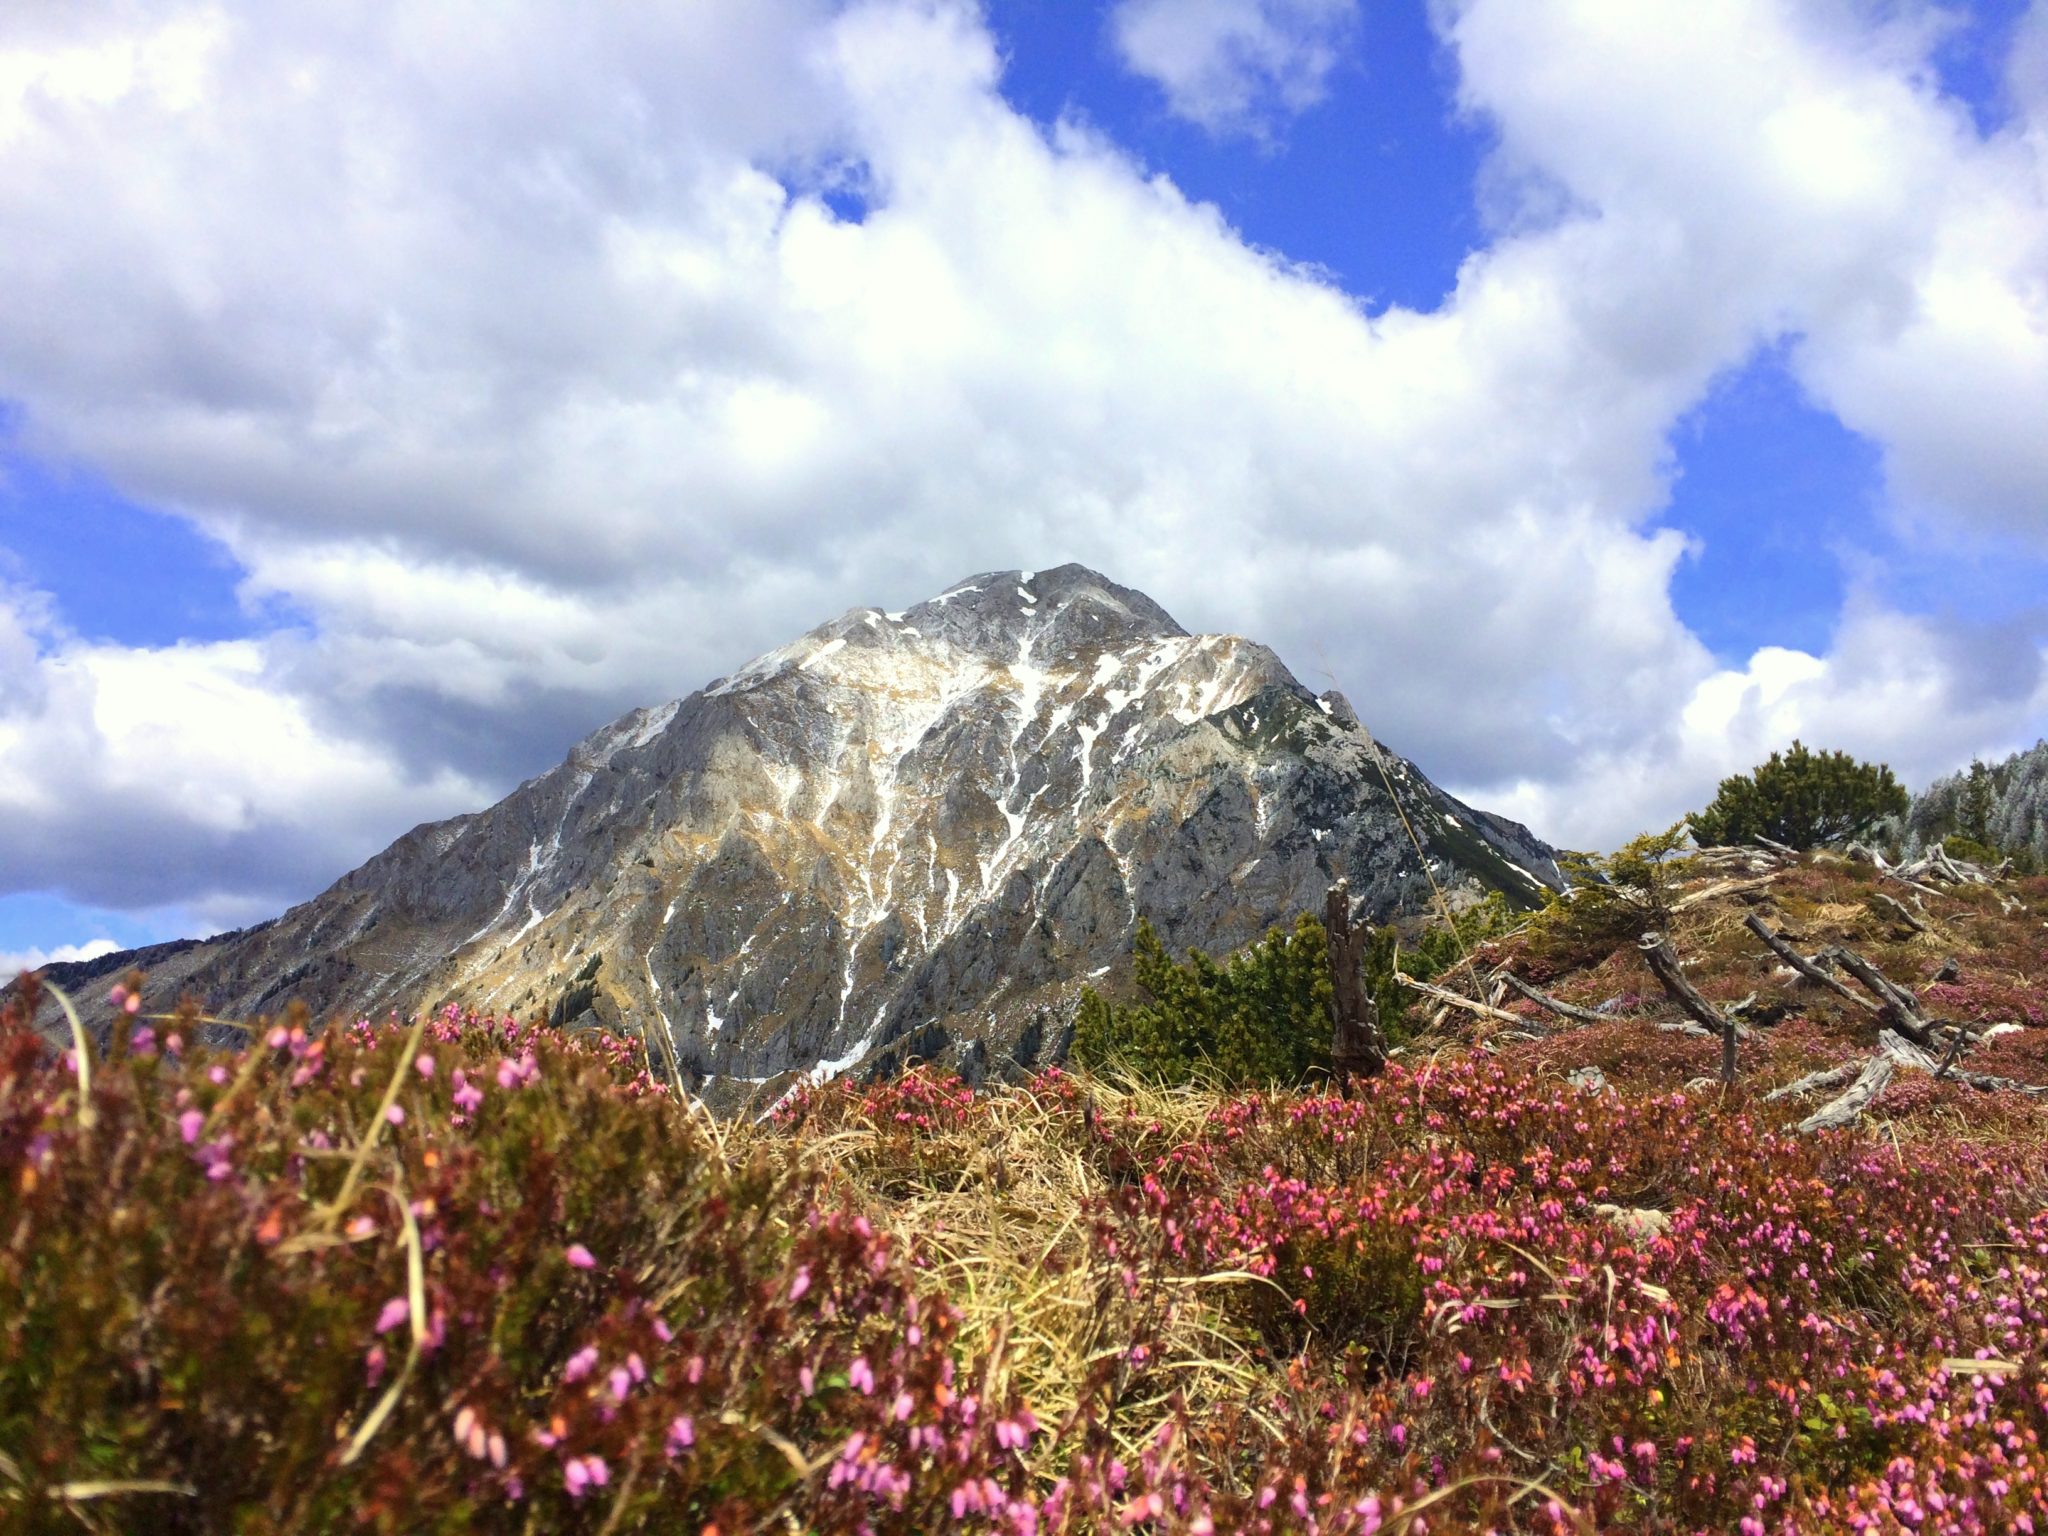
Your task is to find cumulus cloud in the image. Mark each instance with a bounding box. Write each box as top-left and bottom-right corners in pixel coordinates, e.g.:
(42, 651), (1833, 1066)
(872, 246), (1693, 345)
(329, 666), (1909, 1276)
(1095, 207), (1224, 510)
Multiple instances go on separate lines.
(0, 0), (2042, 924)
(1107, 0), (1360, 138)
(0, 588), (490, 914)
(0, 938), (119, 977)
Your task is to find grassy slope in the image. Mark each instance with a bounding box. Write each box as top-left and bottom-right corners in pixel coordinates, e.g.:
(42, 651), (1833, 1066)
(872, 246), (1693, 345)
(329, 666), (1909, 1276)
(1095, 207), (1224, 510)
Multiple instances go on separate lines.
(2, 852), (2046, 1533)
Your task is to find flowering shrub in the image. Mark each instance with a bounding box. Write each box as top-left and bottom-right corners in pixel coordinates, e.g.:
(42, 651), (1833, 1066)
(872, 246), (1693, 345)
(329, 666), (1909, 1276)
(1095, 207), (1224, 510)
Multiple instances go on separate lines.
(5, 957), (2048, 1531)
(0, 995), (1034, 1533)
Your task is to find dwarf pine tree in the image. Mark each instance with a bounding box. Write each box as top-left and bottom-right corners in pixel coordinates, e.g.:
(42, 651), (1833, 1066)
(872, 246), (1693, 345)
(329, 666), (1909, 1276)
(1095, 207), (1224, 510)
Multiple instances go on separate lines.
(1071, 915), (1332, 1088)
(1688, 741), (1907, 851)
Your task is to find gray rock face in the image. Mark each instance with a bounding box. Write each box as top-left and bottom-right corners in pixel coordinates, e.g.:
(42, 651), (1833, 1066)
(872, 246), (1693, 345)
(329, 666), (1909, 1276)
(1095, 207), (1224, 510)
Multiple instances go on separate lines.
(31, 565), (1560, 1098)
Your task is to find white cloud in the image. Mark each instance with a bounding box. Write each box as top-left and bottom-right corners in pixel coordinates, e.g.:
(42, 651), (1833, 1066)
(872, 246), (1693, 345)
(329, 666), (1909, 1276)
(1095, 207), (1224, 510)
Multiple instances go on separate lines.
(1107, 0), (1360, 138)
(0, 0), (2042, 928)
(0, 938), (119, 977)
(0, 588), (490, 911)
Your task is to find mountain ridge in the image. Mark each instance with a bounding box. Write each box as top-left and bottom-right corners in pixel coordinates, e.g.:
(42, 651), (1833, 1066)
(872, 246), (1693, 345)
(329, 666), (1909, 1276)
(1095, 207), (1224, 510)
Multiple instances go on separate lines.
(28, 564), (1560, 1096)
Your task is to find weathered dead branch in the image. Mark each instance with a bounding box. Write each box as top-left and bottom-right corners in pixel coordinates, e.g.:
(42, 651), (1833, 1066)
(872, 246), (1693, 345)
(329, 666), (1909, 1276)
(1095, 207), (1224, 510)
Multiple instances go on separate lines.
(1639, 932), (1741, 1083)
(1798, 1056), (1893, 1133)
(1764, 1061), (1862, 1102)
(1394, 971), (1523, 1027)
(1742, 915), (1874, 1013)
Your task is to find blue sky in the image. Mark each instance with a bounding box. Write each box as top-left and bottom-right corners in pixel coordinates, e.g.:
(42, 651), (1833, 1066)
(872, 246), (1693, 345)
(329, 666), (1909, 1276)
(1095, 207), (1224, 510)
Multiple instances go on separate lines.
(2, 0), (2046, 967)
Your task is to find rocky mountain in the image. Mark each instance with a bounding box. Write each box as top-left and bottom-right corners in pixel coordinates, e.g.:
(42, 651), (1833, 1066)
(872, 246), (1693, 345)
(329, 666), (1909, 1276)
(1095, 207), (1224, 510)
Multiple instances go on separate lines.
(31, 565), (1560, 1098)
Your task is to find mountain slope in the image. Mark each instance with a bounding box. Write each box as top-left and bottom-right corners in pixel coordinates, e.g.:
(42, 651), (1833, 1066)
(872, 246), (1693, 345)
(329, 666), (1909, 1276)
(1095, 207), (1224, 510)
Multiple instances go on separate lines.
(32, 565), (1559, 1091)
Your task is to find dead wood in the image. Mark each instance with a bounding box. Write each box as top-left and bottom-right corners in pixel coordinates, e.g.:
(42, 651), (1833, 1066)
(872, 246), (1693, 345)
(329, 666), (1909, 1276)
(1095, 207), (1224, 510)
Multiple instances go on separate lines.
(1493, 971), (1615, 1027)
(1868, 892), (1928, 934)
(1324, 882), (1388, 1087)
(1877, 1028), (1937, 1071)
(1819, 945), (1938, 1049)
(1798, 1056), (1893, 1133)
(1672, 877), (1776, 912)
(1764, 1061), (1862, 1102)
(1640, 931), (1741, 1083)
(1743, 914), (1876, 1013)
(1394, 970), (1525, 1027)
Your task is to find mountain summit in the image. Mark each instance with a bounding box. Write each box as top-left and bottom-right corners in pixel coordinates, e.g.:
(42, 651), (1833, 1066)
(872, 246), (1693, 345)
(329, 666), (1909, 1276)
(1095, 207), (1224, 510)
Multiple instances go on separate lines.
(38, 565), (1560, 1093)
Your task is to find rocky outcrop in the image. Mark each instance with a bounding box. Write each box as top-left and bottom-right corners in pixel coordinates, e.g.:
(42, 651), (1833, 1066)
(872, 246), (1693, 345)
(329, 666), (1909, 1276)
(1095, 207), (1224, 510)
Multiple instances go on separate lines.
(30, 565), (1560, 1100)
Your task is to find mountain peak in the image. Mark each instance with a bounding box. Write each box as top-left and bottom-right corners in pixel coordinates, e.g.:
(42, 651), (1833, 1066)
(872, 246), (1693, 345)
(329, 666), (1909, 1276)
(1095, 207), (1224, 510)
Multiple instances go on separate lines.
(899, 564), (1187, 663)
(36, 565), (1560, 1104)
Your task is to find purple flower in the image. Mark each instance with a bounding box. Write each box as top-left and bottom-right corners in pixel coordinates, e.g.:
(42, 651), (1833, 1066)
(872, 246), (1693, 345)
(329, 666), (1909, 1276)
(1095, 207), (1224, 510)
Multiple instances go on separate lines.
(178, 1109), (205, 1145)
(565, 1243), (596, 1271)
(374, 1297), (410, 1335)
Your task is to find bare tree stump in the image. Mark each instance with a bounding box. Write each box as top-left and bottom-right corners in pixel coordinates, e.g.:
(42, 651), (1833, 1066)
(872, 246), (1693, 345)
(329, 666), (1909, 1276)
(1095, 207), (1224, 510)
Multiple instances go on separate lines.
(1325, 882), (1387, 1089)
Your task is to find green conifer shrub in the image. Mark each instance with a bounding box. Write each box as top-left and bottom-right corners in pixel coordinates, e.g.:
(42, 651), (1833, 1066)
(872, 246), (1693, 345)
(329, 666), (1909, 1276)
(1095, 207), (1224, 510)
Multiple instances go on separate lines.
(1688, 741), (1907, 850)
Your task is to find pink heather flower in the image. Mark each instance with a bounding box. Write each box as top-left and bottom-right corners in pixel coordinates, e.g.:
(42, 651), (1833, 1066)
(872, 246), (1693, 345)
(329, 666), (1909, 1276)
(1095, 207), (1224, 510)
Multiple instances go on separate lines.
(565, 1243), (597, 1271)
(627, 1352), (646, 1383)
(564, 1459), (590, 1498)
(346, 1215), (378, 1239)
(799, 1366), (816, 1396)
(364, 1344), (387, 1387)
(178, 1109), (205, 1144)
(789, 1266), (811, 1302)
(415, 1054), (436, 1078)
(497, 1059), (520, 1090)
(609, 1366), (632, 1402)
(452, 1070), (484, 1113)
(374, 1297), (411, 1335)
(268, 1026), (289, 1050)
(667, 1416), (695, 1454)
(208, 1065), (229, 1086)
(651, 1317), (673, 1344)
(849, 1357), (875, 1395)
(487, 1431), (508, 1469)
(385, 1104), (406, 1126)
(454, 1407), (477, 1447)
(563, 1345), (600, 1383)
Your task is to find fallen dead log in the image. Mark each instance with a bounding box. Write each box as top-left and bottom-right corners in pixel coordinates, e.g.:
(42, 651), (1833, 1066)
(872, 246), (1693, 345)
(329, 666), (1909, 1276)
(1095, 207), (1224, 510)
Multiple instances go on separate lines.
(1493, 971), (1615, 1027)
(1798, 1056), (1893, 1133)
(1640, 932), (1742, 1083)
(1672, 877), (1777, 912)
(1943, 1069), (2048, 1096)
(1877, 1028), (1937, 1071)
(1764, 1061), (1862, 1102)
(1868, 892), (1928, 934)
(1653, 1019), (1714, 1038)
(1820, 945), (1938, 1049)
(1743, 915), (1874, 1013)
(1393, 971), (1525, 1026)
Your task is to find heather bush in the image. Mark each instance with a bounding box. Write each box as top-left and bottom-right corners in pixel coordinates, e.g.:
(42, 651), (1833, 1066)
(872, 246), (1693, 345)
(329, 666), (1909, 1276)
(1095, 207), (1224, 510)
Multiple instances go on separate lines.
(7, 916), (2048, 1534)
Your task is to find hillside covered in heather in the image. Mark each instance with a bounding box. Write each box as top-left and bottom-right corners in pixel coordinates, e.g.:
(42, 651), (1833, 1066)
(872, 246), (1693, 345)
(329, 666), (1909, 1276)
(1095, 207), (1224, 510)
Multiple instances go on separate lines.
(4, 842), (2047, 1533)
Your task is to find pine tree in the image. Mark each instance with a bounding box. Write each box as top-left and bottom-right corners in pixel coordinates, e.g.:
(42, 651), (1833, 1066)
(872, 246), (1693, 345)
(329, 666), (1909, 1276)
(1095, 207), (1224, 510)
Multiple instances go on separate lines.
(1070, 915), (1332, 1088)
(1688, 741), (1908, 851)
